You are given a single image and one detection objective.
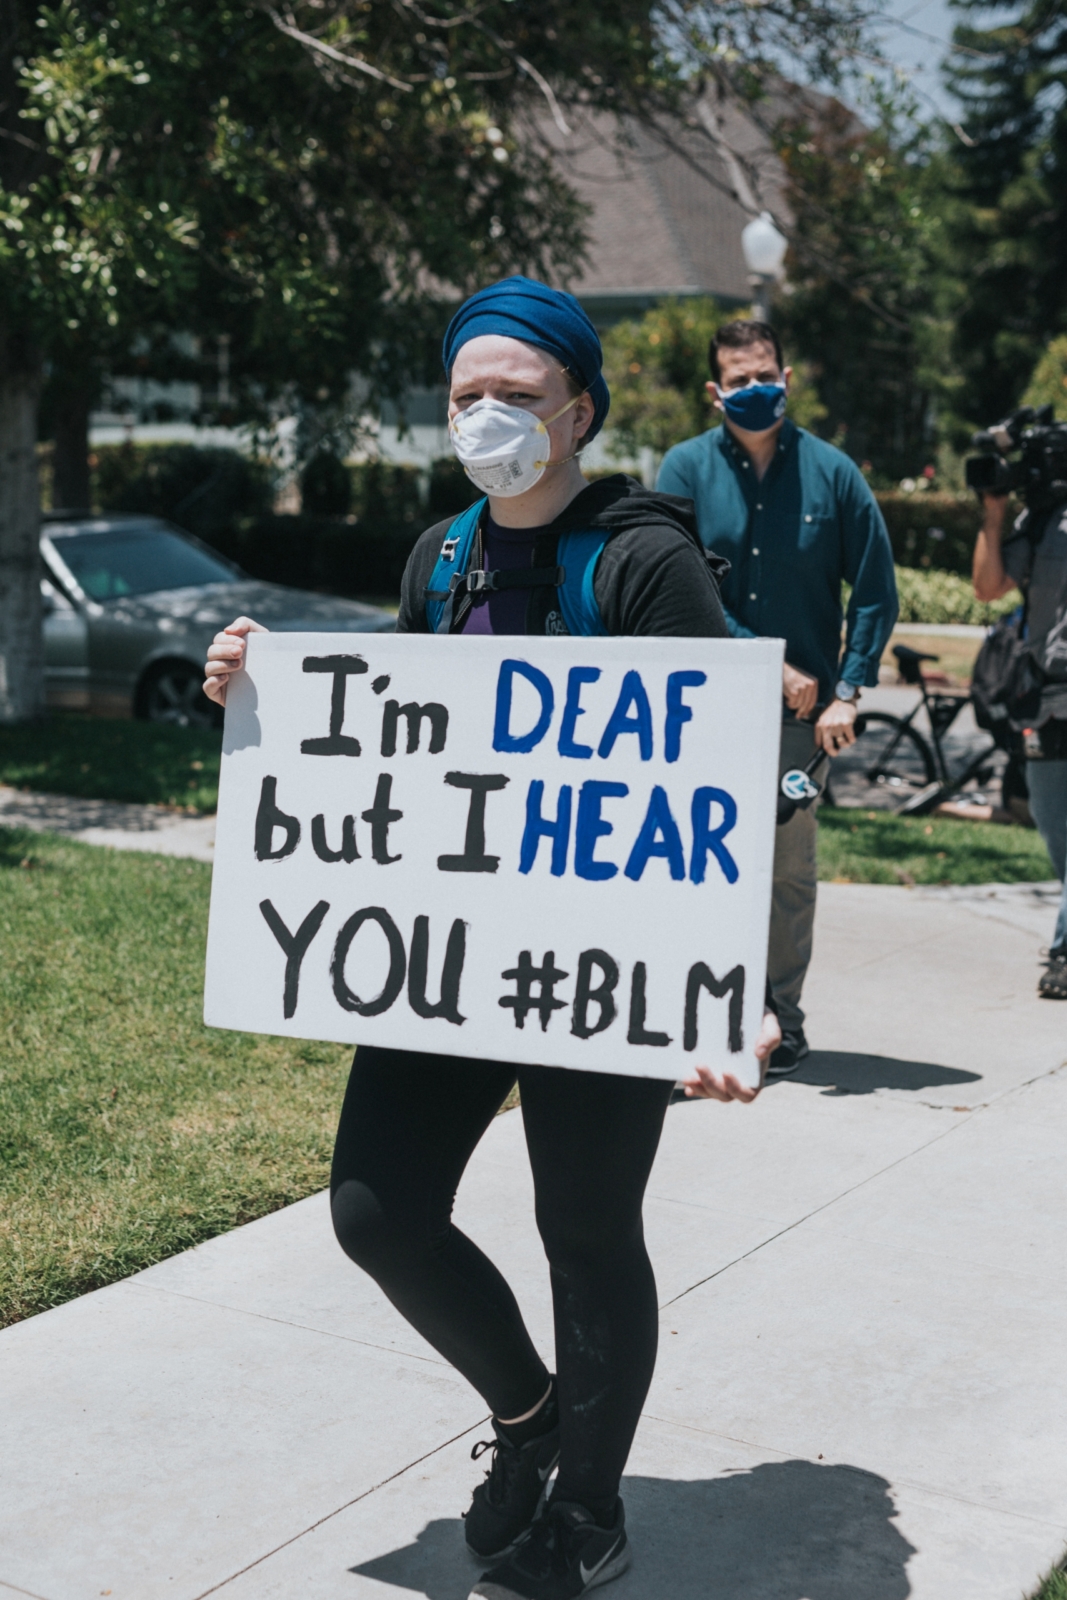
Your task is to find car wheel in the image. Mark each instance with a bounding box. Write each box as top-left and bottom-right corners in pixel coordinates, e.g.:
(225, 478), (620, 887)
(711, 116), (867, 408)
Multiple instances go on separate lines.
(137, 660), (222, 729)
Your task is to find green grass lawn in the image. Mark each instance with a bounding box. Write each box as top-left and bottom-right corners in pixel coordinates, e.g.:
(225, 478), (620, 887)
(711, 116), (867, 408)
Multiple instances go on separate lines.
(0, 715), (221, 812)
(0, 824), (349, 1328)
(0, 780), (1056, 1328)
(1034, 1568), (1067, 1600)
(817, 807), (1054, 886)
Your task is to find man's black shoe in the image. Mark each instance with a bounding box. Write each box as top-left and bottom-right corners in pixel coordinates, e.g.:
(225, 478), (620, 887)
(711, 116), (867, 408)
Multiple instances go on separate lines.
(464, 1419), (561, 1562)
(766, 1027), (810, 1078)
(468, 1497), (630, 1599)
(1038, 951), (1067, 1000)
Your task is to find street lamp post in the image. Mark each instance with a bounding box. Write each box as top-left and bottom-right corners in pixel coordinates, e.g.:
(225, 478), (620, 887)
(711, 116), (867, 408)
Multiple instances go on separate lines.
(741, 211), (788, 322)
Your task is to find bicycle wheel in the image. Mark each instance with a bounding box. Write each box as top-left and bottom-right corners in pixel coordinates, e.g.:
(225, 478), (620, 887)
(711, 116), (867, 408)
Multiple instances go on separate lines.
(828, 713), (937, 810)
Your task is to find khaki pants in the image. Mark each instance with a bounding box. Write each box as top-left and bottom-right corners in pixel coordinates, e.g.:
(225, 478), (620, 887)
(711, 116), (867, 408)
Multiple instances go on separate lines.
(769, 719), (819, 1035)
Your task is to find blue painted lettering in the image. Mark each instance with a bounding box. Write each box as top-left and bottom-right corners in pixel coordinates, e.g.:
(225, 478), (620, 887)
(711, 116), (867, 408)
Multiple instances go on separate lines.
(492, 660), (555, 754)
(624, 785), (686, 881)
(574, 781), (629, 881)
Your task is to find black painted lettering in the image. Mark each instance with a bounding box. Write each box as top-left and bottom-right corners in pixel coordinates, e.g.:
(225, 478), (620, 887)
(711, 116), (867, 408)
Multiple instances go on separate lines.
(254, 776), (300, 860)
(407, 915), (467, 1024)
(301, 655), (368, 756)
(259, 899), (329, 1018)
(360, 773), (403, 864)
(331, 906), (406, 1015)
(499, 950), (569, 1032)
(571, 949), (619, 1039)
(437, 772), (510, 873)
(683, 963), (745, 1054)
(627, 961), (672, 1047)
(380, 699), (449, 756)
(311, 813), (359, 863)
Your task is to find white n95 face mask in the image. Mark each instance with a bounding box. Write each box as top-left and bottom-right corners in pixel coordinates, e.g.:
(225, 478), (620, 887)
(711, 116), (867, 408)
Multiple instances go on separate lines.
(448, 393), (582, 498)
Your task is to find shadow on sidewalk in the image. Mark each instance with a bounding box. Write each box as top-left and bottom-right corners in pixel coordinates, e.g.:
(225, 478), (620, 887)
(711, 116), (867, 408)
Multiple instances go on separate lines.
(784, 1050), (980, 1096)
(351, 1458), (914, 1598)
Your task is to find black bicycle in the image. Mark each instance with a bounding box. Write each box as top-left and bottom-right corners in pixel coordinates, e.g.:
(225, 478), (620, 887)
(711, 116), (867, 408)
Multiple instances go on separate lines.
(827, 643), (1011, 815)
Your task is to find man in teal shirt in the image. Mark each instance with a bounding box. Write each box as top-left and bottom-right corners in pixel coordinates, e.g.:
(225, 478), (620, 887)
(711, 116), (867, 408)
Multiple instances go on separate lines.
(658, 319), (898, 1074)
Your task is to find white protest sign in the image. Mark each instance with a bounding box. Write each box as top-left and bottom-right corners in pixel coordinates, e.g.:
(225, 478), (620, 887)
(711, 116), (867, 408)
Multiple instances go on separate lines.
(204, 633), (784, 1085)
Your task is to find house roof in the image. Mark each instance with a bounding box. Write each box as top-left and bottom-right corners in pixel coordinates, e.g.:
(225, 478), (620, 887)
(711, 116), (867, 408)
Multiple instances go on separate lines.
(532, 95), (792, 325)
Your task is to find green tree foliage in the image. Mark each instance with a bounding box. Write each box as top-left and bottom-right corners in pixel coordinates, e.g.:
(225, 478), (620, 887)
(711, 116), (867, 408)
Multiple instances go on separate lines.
(944, 0), (1067, 423)
(4, 0), (898, 452)
(601, 297), (826, 462)
(0, 0), (910, 718)
(1022, 334), (1067, 418)
(771, 87), (957, 481)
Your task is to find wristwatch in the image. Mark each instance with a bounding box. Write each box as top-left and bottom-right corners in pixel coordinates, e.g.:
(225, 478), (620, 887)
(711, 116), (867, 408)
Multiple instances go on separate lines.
(834, 680), (860, 704)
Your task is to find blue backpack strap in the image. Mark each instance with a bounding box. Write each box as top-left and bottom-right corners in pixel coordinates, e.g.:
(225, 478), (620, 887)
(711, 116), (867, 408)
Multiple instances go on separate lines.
(557, 529), (610, 637)
(423, 498), (486, 634)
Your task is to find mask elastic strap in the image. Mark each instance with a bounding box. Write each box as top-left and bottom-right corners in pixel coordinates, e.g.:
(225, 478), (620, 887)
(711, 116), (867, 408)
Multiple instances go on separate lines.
(534, 391), (584, 433)
(533, 390), (589, 469)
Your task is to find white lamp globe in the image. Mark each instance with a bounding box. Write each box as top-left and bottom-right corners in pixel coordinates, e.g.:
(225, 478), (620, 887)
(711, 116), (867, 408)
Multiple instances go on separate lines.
(741, 211), (788, 277)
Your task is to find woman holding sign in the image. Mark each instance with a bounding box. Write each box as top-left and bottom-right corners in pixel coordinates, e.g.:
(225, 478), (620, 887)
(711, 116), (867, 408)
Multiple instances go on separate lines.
(204, 277), (779, 1600)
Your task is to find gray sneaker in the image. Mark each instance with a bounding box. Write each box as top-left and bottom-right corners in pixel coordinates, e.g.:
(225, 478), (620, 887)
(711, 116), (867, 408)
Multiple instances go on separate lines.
(1038, 951), (1067, 1000)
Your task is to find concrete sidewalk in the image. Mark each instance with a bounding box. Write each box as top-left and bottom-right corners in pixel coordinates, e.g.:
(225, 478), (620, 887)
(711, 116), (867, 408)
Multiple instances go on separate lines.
(0, 784), (216, 861)
(3, 880), (1066, 1600)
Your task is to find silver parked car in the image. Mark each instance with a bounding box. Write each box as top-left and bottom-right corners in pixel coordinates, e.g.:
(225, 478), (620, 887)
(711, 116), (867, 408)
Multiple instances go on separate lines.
(41, 513), (396, 727)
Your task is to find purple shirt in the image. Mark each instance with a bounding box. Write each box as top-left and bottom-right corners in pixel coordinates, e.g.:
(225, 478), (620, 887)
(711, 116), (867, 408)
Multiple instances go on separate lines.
(460, 514), (551, 636)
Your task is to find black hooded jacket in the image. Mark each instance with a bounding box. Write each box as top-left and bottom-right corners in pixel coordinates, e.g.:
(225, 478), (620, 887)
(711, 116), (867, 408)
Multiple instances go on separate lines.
(396, 474), (729, 638)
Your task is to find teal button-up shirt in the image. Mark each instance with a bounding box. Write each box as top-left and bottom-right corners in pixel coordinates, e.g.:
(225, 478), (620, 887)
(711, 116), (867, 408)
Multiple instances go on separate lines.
(657, 420), (898, 703)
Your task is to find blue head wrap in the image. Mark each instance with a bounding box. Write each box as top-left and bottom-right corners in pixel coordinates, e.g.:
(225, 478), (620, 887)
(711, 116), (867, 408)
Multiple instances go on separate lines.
(442, 275), (610, 442)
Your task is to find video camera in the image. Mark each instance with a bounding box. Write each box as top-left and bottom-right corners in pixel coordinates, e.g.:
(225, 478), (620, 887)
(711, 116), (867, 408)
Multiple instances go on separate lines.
(965, 404), (1067, 512)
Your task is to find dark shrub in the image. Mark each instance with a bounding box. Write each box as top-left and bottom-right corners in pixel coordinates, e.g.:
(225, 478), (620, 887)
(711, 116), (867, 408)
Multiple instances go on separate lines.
(301, 451), (352, 516)
(95, 444), (271, 543)
(874, 493), (985, 576)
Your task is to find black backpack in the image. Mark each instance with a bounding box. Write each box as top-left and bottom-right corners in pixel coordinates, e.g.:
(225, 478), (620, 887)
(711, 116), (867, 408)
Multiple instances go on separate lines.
(971, 607), (1043, 741)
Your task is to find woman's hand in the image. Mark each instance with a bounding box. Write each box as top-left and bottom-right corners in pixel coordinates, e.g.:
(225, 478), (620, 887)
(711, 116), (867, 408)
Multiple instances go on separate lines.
(202, 616), (268, 707)
(680, 1008), (782, 1103)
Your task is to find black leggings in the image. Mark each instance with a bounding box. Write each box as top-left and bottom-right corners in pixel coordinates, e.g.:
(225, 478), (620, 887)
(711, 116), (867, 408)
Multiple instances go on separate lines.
(330, 1045), (673, 1508)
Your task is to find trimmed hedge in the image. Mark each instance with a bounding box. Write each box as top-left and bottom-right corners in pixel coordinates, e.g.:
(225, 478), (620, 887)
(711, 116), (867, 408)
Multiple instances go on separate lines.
(892, 565), (1018, 627)
(93, 443), (272, 543)
(89, 443), (1015, 611)
(874, 491), (987, 577)
(92, 446), (480, 601)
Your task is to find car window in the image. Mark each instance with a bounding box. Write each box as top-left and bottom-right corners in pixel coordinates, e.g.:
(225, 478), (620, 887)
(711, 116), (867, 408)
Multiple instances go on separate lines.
(50, 528), (238, 600)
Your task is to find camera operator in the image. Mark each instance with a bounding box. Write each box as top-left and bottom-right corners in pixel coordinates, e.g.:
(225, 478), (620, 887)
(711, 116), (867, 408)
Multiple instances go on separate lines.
(974, 489), (1067, 999)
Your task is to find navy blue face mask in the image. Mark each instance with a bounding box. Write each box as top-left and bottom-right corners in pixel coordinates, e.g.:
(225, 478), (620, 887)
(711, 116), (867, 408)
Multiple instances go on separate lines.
(717, 381), (787, 433)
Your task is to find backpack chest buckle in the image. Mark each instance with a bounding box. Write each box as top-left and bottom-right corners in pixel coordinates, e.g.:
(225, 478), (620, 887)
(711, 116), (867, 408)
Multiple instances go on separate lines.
(465, 568), (498, 595)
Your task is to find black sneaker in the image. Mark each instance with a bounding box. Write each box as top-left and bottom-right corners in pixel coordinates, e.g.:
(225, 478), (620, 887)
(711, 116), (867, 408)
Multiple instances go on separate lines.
(1039, 951), (1067, 1000)
(464, 1419), (561, 1562)
(469, 1498), (630, 1599)
(765, 1027), (810, 1078)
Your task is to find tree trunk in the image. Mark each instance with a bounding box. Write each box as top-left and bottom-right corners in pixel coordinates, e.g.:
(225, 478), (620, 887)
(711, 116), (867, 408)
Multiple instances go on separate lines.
(0, 335), (44, 723)
(52, 382), (92, 511)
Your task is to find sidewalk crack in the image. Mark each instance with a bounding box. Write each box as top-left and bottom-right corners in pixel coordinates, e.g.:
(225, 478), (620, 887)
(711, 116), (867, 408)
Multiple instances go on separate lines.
(190, 1417), (490, 1599)
(661, 1057), (1067, 1309)
(127, 1281), (447, 1367)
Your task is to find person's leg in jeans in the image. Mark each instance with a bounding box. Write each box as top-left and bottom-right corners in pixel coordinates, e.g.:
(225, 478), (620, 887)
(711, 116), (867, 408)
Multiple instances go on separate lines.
(517, 1063), (674, 1517)
(330, 1045), (550, 1418)
(1023, 758), (1067, 959)
(769, 718), (819, 1035)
